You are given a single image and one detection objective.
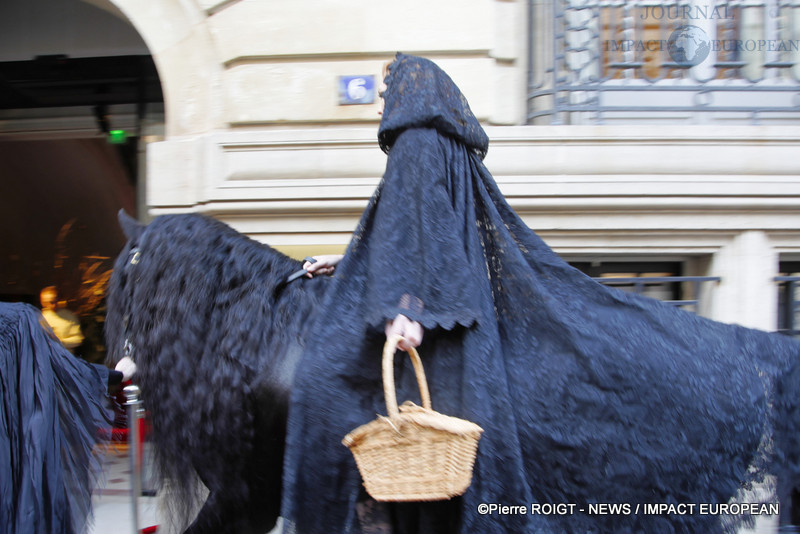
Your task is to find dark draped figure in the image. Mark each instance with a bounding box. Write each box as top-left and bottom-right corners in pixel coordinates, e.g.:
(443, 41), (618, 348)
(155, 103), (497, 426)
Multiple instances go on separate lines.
(0, 301), (111, 534)
(280, 53), (800, 533)
(104, 212), (331, 534)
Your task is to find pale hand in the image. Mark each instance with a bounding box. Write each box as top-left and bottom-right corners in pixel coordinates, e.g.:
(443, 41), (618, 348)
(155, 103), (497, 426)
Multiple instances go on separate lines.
(115, 356), (137, 382)
(304, 254), (344, 277)
(385, 314), (423, 351)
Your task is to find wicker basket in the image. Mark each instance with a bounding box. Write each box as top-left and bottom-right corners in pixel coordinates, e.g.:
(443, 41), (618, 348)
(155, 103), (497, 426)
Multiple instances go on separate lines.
(342, 335), (483, 502)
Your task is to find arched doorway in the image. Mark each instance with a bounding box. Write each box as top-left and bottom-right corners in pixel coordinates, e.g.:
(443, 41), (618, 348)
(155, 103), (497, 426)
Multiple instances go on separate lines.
(0, 0), (164, 362)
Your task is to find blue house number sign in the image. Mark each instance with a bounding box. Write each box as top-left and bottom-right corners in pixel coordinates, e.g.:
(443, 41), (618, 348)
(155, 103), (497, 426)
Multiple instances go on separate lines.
(339, 75), (375, 105)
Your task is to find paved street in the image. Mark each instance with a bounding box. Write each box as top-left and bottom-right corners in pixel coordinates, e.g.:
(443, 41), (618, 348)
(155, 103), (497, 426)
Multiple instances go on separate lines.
(85, 443), (779, 534)
(87, 444), (282, 534)
(89, 445), (160, 534)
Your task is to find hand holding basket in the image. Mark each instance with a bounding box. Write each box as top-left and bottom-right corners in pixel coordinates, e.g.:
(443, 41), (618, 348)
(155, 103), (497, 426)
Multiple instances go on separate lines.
(342, 335), (483, 501)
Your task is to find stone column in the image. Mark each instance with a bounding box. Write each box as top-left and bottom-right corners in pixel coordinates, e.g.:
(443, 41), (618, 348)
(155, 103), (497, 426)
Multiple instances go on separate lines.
(707, 231), (779, 331)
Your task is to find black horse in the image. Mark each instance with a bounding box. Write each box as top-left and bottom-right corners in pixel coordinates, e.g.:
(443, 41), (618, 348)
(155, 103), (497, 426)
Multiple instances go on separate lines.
(106, 211), (800, 534)
(105, 212), (331, 534)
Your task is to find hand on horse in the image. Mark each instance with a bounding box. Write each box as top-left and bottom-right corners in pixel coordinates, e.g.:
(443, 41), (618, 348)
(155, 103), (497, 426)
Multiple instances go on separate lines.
(385, 314), (423, 351)
(114, 356), (137, 382)
(303, 254), (344, 277)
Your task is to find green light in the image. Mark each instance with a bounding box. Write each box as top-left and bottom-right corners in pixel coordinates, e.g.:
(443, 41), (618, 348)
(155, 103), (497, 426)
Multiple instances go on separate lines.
(108, 130), (128, 144)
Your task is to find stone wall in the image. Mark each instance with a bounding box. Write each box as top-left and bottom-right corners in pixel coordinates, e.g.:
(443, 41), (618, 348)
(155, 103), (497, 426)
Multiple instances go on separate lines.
(107, 0), (800, 331)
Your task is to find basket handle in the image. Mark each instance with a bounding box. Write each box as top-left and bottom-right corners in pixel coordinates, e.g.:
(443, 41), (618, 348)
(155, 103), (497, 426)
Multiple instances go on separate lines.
(383, 334), (432, 418)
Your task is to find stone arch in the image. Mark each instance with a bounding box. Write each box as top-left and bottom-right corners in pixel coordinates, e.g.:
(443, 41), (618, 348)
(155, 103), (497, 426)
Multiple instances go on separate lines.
(101, 0), (224, 137)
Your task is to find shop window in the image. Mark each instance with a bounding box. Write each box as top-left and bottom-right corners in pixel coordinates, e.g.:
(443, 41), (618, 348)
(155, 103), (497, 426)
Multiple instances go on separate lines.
(777, 261), (800, 336)
(570, 260), (718, 313)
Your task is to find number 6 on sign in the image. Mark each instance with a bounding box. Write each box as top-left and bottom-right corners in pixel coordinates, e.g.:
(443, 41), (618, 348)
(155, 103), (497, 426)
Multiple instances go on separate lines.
(339, 75), (375, 105)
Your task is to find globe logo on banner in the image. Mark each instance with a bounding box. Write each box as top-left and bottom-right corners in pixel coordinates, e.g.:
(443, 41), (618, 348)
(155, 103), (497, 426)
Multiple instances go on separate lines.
(667, 25), (711, 66)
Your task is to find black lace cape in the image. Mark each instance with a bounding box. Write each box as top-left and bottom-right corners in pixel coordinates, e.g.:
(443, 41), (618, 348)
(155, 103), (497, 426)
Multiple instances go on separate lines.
(0, 302), (111, 534)
(281, 54), (800, 533)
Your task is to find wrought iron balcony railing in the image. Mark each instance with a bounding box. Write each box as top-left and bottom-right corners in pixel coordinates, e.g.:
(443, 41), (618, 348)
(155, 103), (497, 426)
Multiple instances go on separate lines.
(776, 275), (800, 335)
(594, 275), (720, 310)
(528, 0), (800, 124)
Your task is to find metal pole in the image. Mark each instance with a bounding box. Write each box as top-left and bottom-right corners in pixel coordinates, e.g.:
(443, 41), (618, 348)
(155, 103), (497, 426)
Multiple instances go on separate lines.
(124, 384), (143, 534)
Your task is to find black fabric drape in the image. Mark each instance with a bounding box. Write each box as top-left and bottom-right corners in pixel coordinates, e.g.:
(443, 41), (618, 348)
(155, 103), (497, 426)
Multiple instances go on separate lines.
(281, 53), (800, 533)
(0, 302), (111, 534)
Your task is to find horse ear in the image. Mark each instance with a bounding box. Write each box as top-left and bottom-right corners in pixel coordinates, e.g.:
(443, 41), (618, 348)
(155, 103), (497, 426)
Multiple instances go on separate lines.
(118, 210), (145, 240)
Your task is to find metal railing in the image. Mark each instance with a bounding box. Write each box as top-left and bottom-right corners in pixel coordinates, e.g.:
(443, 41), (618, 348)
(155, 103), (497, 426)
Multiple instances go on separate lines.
(594, 275), (720, 310)
(124, 384), (144, 534)
(776, 275), (800, 335)
(529, 0), (800, 124)
(592, 274), (800, 334)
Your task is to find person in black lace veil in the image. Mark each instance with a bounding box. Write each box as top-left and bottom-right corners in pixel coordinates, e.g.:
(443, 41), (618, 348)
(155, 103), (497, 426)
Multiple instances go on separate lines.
(0, 301), (136, 534)
(281, 53), (800, 533)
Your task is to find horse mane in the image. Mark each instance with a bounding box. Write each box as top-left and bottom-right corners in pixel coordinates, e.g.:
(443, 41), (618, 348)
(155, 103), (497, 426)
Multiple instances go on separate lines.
(105, 213), (328, 529)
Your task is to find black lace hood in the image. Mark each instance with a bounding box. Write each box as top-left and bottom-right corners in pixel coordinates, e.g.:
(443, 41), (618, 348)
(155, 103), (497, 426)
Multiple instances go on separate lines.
(378, 53), (489, 158)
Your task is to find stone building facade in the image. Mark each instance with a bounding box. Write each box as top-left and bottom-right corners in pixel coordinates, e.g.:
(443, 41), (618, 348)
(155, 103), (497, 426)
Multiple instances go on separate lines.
(4, 0), (800, 335)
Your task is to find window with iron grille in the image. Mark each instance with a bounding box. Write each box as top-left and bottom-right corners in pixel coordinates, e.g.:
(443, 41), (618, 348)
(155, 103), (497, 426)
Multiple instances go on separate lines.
(528, 0), (800, 124)
(777, 261), (800, 336)
(569, 260), (719, 312)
